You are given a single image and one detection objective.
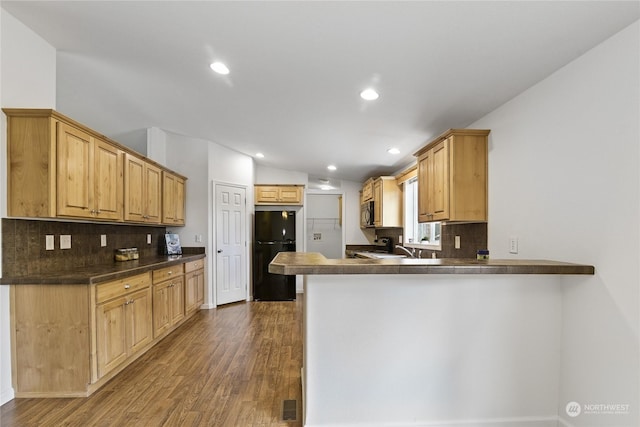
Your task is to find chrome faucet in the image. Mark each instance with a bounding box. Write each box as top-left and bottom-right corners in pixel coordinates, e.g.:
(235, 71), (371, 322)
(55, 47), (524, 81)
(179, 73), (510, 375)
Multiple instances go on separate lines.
(395, 245), (415, 258)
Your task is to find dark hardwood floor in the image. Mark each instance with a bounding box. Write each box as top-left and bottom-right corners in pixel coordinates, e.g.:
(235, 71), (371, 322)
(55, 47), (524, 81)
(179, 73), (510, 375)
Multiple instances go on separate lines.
(1, 300), (303, 427)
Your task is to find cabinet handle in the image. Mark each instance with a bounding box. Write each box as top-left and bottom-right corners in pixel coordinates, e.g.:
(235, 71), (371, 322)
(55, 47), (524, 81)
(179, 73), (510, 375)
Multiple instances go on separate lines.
(168, 271), (173, 275)
(124, 284), (131, 289)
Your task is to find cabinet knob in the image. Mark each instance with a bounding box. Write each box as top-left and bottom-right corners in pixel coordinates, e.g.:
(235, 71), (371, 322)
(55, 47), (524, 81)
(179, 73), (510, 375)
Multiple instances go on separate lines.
(124, 284), (131, 289)
(168, 271), (173, 275)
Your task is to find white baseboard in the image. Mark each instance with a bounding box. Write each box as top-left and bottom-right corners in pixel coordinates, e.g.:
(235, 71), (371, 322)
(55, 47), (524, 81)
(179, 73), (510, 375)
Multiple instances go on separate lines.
(200, 303), (215, 309)
(0, 386), (15, 406)
(557, 417), (574, 427)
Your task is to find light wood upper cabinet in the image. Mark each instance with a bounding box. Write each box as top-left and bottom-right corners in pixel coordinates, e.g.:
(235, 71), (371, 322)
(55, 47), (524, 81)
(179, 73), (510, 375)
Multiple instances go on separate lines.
(162, 171), (186, 225)
(255, 185), (304, 205)
(372, 176), (403, 228)
(361, 178), (374, 202)
(56, 122), (93, 218)
(415, 129), (489, 223)
(124, 154), (162, 224)
(93, 138), (124, 220)
(4, 108), (185, 225)
(57, 124), (124, 221)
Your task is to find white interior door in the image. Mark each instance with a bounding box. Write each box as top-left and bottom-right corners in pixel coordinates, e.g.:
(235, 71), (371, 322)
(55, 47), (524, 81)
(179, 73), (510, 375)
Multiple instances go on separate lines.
(215, 184), (247, 305)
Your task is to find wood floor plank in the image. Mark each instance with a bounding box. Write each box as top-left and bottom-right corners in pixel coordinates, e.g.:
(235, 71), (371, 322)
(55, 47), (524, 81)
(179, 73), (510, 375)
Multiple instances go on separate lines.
(1, 300), (303, 427)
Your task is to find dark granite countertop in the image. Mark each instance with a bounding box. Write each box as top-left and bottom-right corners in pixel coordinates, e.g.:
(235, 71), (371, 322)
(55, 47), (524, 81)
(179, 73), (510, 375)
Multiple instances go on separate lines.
(0, 253), (206, 285)
(269, 252), (594, 275)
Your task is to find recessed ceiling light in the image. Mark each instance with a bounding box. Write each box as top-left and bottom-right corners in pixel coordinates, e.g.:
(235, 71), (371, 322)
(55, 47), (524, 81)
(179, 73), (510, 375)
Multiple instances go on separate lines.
(327, 165), (337, 171)
(387, 148), (400, 155)
(256, 152), (265, 158)
(360, 88), (379, 101)
(210, 62), (230, 75)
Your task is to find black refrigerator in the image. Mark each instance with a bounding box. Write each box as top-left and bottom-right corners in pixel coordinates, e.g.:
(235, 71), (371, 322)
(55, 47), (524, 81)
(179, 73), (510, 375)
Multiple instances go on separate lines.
(253, 211), (296, 301)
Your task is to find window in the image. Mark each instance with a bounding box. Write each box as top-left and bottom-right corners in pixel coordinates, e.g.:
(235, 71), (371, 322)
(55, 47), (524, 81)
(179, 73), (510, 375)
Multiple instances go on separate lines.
(403, 177), (441, 250)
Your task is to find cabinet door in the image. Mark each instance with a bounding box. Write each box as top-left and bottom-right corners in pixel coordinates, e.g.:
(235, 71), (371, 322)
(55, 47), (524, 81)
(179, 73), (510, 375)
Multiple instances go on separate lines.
(430, 139), (450, 221)
(152, 281), (171, 338)
(185, 270), (204, 314)
(185, 271), (198, 314)
(57, 123), (93, 218)
(417, 153), (430, 222)
(145, 163), (162, 223)
(174, 177), (186, 225)
(162, 172), (176, 223)
(373, 179), (382, 227)
(124, 154), (146, 222)
(255, 186), (280, 204)
(417, 139), (449, 222)
(278, 186), (301, 204)
(126, 288), (153, 355)
(162, 172), (186, 225)
(96, 296), (128, 378)
(169, 277), (185, 325)
(94, 139), (123, 221)
(196, 269), (205, 305)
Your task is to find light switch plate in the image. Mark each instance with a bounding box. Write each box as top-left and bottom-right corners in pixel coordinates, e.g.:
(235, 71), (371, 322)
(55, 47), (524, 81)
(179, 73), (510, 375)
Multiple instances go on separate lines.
(100, 235), (107, 247)
(60, 235), (72, 250)
(454, 235), (461, 249)
(45, 235), (55, 251)
(147, 234), (152, 244)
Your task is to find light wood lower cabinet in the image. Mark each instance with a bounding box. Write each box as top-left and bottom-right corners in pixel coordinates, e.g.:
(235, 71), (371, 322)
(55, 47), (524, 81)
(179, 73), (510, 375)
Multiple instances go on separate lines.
(9, 257), (206, 398)
(185, 259), (205, 315)
(96, 287), (152, 379)
(152, 264), (185, 339)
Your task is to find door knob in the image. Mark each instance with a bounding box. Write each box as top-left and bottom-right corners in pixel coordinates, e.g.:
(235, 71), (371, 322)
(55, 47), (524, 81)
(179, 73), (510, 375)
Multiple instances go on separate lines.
(217, 249), (223, 253)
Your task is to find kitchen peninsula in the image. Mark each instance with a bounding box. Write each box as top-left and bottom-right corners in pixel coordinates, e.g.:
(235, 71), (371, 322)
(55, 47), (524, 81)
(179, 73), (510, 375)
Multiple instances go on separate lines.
(270, 252), (594, 427)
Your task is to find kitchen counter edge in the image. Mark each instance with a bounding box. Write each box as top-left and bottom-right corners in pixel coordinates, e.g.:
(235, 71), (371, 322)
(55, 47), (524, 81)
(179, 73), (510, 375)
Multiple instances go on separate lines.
(269, 252), (594, 275)
(0, 254), (206, 285)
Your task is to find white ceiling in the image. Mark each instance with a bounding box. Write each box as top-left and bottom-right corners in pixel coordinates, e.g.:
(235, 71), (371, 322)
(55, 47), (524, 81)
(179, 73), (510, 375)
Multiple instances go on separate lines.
(3, 1), (639, 185)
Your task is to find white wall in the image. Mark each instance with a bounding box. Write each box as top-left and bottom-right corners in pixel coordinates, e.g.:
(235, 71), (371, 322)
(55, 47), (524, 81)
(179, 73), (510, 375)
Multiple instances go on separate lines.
(306, 194), (343, 259)
(0, 7), (57, 406)
(471, 21), (639, 427)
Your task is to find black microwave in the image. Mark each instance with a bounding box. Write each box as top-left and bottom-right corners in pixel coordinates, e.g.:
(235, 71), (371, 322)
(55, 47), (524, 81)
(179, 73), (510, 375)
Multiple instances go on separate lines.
(361, 201), (374, 227)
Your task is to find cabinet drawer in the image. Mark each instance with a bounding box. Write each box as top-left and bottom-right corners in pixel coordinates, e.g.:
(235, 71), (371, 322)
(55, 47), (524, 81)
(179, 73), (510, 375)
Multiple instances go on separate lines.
(153, 264), (184, 283)
(96, 272), (151, 304)
(184, 259), (204, 273)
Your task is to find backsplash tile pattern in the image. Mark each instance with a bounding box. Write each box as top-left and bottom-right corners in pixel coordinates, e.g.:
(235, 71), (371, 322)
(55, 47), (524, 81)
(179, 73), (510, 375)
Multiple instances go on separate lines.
(376, 223), (488, 259)
(2, 219), (166, 278)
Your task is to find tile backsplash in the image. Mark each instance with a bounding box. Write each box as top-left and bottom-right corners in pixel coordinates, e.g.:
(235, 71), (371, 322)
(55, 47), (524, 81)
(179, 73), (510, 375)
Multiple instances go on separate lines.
(2, 219), (166, 278)
(376, 223), (488, 259)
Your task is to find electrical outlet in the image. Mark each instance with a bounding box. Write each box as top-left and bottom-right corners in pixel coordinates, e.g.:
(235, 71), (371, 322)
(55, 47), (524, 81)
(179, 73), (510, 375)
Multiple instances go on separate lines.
(60, 235), (72, 250)
(455, 235), (461, 249)
(46, 235), (55, 251)
(509, 236), (519, 254)
(195, 234), (202, 243)
(147, 234), (152, 244)
(100, 235), (107, 247)
(398, 235), (403, 244)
